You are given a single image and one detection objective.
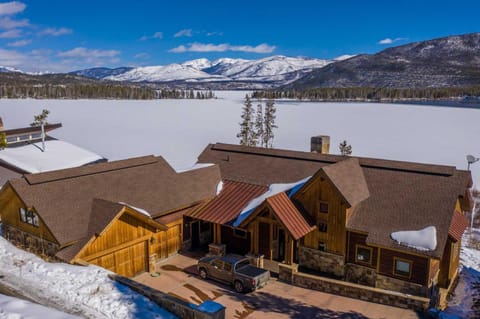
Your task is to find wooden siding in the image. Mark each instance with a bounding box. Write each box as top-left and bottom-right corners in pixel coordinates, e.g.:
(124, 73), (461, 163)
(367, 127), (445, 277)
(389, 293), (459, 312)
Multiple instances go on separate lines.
(0, 184), (56, 243)
(429, 258), (440, 283)
(438, 237), (460, 288)
(220, 226), (251, 255)
(346, 231), (378, 269)
(378, 248), (429, 285)
(294, 175), (348, 255)
(89, 241), (147, 277)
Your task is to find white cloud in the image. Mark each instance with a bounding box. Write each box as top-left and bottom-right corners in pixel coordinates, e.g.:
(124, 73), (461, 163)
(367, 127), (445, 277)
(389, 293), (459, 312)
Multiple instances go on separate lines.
(0, 16), (28, 29)
(0, 28), (20, 38)
(174, 29), (192, 38)
(0, 1), (25, 15)
(7, 38), (29, 46)
(378, 37), (408, 45)
(169, 42), (276, 53)
(139, 31), (163, 41)
(39, 27), (72, 36)
(206, 31), (223, 37)
(58, 47), (120, 58)
(134, 52), (149, 59)
(0, 48), (25, 66)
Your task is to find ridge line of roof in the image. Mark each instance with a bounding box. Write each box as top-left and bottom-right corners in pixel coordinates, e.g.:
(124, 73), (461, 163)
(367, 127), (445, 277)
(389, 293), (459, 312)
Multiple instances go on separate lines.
(211, 143), (456, 177)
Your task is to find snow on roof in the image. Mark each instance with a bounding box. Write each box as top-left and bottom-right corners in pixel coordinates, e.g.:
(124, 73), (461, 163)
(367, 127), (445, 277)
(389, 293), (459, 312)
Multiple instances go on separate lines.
(0, 140), (103, 174)
(119, 202), (152, 218)
(391, 226), (437, 251)
(0, 294), (80, 319)
(216, 180), (224, 195)
(233, 176), (311, 227)
(175, 163), (214, 173)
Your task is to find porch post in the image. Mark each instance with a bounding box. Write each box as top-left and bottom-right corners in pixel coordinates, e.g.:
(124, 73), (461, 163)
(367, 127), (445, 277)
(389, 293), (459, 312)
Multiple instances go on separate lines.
(286, 234), (294, 265)
(214, 224), (222, 244)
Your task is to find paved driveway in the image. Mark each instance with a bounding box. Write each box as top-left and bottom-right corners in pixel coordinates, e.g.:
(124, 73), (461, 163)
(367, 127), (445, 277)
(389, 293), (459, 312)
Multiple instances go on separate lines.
(135, 253), (424, 319)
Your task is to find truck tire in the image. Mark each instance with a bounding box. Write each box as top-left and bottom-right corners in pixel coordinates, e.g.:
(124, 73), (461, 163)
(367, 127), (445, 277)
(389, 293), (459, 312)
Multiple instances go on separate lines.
(234, 280), (244, 293)
(199, 268), (208, 280)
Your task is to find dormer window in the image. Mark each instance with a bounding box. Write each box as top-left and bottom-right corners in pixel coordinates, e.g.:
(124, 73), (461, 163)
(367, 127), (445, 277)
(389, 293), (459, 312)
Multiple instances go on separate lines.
(319, 201), (328, 213)
(19, 208), (39, 227)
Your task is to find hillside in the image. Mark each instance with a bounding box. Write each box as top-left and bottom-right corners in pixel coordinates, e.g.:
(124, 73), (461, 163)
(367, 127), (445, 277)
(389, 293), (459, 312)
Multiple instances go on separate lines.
(288, 33), (480, 89)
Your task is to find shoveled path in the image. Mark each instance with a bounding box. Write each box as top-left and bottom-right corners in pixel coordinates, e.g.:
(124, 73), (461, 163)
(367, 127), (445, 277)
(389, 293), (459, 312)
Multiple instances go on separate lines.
(135, 253), (424, 319)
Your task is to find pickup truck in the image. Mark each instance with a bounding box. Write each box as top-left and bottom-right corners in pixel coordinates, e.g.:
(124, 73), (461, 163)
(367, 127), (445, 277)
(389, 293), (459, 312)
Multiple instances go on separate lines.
(197, 254), (270, 293)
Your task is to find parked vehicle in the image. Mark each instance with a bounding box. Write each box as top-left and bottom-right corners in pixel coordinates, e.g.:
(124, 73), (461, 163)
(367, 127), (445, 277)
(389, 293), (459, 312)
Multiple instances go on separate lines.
(197, 254), (270, 293)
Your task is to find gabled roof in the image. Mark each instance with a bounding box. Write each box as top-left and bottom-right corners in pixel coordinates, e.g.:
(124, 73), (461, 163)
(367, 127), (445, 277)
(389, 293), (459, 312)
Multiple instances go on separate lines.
(448, 210), (469, 242)
(263, 192), (315, 240)
(197, 143), (472, 259)
(187, 180), (267, 224)
(7, 155), (221, 248)
(320, 158), (369, 207)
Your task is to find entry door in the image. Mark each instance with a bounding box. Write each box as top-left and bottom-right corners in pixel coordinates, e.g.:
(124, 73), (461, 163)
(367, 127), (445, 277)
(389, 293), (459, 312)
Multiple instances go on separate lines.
(258, 222), (271, 259)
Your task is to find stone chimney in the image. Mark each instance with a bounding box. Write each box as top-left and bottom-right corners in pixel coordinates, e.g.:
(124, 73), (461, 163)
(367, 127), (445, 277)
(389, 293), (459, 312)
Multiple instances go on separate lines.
(311, 135), (330, 154)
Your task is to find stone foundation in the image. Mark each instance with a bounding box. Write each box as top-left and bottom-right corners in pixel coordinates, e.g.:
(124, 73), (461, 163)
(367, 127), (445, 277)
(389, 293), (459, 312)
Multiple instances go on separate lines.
(208, 243), (226, 256)
(246, 253), (264, 268)
(2, 224), (59, 258)
(279, 264), (429, 311)
(376, 274), (428, 297)
(345, 263), (376, 287)
(298, 246), (344, 277)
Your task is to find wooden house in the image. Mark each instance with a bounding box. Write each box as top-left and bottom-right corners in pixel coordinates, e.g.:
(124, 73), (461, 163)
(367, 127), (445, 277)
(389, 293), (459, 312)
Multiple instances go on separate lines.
(0, 156), (220, 277)
(186, 143), (472, 297)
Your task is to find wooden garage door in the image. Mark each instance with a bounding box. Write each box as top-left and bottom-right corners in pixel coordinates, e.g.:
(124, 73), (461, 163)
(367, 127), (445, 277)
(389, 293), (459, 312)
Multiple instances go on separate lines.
(90, 241), (147, 277)
(166, 224), (181, 256)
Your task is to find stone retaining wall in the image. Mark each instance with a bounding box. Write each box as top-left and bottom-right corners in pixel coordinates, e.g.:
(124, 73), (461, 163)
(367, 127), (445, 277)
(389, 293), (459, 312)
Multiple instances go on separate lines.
(110, 274), (225, 319)
(279, 263), (429, 311)
(2, 224), (59, 258)
(298, 246), (344, 277)
(345, 263), (376, 287)
(375, 274), (428, 297)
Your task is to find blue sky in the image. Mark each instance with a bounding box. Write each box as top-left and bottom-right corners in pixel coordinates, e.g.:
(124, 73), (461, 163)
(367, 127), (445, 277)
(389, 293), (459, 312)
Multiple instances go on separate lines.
(0, 0), (479, 72)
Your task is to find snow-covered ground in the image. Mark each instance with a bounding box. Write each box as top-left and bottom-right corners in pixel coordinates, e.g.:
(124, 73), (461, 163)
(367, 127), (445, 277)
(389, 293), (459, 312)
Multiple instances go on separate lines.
(0, 293), (80, 319)
(0, 237), (176, 319)
(0, 91), (478, 185)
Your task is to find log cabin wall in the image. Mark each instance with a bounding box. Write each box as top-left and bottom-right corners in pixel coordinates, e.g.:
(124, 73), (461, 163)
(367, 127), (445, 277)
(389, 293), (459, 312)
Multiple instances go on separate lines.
(294, 175), (348, 255)
(220, 225), (251, 255)
(346, 231), (378, 269)
(377, 247), (430, 286)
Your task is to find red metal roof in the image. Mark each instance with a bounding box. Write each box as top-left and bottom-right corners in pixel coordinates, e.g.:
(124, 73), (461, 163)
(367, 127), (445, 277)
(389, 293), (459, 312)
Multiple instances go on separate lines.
(187, 180), (267, 224)
(448, 210), (469, 242)
(265, 192), (316, 240)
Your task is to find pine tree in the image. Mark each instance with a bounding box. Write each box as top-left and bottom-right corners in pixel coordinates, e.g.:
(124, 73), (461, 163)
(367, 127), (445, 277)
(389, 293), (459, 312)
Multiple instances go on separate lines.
(30, 109), (50, 127)
(237, 95), (256, 146)
(339, 140), (352, 156)
(0, 132), (7, 149)
(263, 99), (277, 148)
(254, 102), (264, 147)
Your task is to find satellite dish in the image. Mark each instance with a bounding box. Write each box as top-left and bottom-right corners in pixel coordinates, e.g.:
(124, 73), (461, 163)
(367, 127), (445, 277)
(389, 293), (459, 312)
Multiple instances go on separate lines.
(467, 155), (479, 164)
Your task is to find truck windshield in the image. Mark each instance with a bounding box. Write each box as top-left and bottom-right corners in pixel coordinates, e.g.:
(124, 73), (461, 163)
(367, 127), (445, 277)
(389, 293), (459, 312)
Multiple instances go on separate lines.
(235, 260), (251, 270)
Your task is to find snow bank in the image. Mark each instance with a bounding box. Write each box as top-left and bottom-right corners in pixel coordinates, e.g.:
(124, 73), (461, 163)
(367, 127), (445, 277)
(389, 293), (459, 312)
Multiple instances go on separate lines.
(0, 237), (176, 319)
(391, 226), (437, 251)
(233, 176), (311, 227)
(119, 202), (152, 218)
(0, 140), (103, 173)
(0, 294), (80, 319)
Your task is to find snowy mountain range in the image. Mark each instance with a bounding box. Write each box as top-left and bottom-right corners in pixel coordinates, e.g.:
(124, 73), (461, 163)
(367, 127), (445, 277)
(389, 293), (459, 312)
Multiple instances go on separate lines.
(69, 55), (351, 88)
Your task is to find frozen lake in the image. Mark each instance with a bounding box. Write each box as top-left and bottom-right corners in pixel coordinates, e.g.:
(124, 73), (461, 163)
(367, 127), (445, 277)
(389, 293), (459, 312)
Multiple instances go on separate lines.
(0, 91), (479, 186)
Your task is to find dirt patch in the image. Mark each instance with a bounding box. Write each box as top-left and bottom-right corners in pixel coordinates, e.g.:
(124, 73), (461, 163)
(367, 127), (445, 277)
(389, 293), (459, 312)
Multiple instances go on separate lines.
(161, 264), (183, 272)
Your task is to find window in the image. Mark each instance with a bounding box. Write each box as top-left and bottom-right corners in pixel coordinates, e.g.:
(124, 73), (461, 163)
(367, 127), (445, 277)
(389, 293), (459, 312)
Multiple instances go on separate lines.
(356, 245), (372, 264)
(6, 136), (17, 143)
(394, 258), (412, 277)
(19, 208), (39, 227)
(19, 134), (29, 141)
(31, 133), (42, 139)
(234, 228), (247, 238)
(224, 262), (232, 272)
(212, 260), (223, 269)
(319, 202), (328, 213)
(317, 222), (328, 232)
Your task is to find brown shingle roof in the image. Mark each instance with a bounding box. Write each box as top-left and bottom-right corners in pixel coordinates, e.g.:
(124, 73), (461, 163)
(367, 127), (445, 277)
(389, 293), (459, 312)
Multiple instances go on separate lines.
(197, 143), (471, 259)
(448, 210), (469, 242)
(8, 155), (221, 247)
(264, 192), (316, 240)
(320, 158), (369, 207)
(188, 180), (267, 224)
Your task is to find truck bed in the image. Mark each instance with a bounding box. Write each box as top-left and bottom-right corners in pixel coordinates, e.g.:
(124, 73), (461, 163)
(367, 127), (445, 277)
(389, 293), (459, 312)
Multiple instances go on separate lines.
(237, 265), (269, 278)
